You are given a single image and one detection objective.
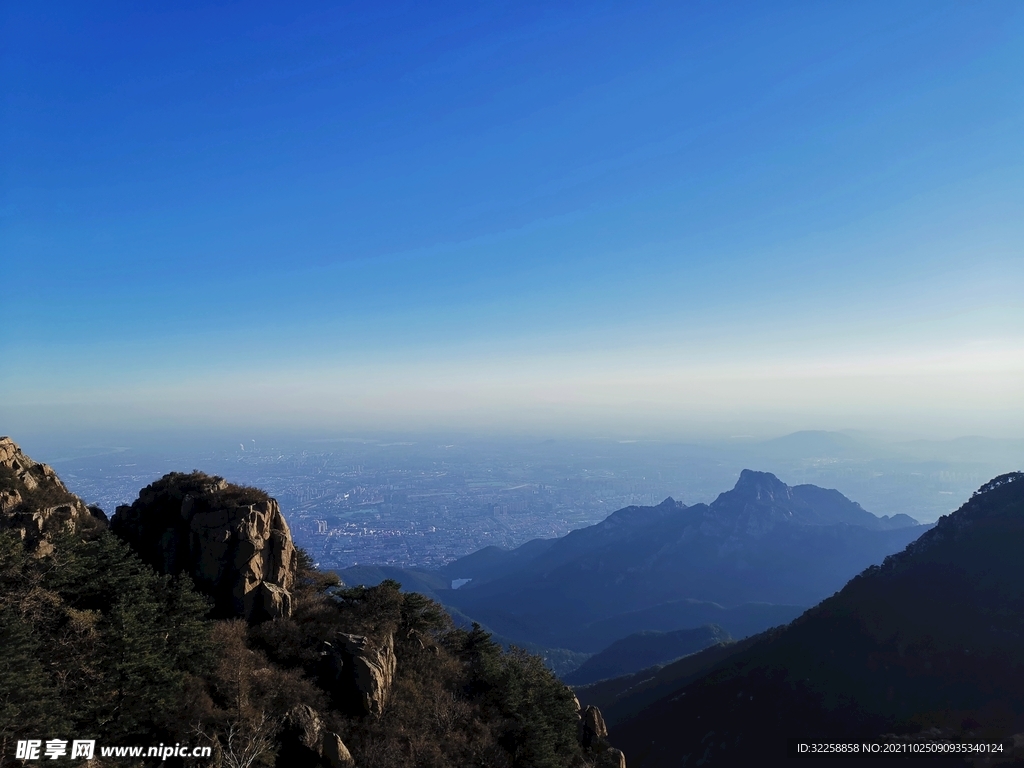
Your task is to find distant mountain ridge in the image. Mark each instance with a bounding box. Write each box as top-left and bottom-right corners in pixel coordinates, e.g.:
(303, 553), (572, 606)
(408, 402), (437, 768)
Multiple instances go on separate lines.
(581, 598), (802, 652)
(563, 624), (732, 686)
(613, 472), (1024, 766)
(384, 470), (932, 653)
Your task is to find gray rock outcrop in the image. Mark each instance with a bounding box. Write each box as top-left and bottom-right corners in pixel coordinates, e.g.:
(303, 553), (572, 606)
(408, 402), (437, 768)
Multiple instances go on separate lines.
(280, 705), (356, 768)
(321, 732), (356, 768)
(110, 471), (296, 621)
(0, 436), (99, 552)
(579, 705), (626, 766)
(321, 633), (397, 717)
(341, 632), (396, 716)
(580, 704), (608, 750)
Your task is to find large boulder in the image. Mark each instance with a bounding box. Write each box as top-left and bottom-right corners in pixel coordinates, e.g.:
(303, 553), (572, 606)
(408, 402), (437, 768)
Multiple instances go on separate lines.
(0, 436), (101, 552)
(279, 705), (355, 768)
(110, 471), (296, 621)
(580, 704), (608, 750)
(342, 632), (396, 716)
(580, 705), (627, 766)
(321, 633), (397, 717)
(321, 733), (355, 768)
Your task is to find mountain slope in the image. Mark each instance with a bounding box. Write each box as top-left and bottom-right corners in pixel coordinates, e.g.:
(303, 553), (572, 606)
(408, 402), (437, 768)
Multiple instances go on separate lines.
(563, 624), (732, 686)
(581, 599), (803, 653)
(613, 472), (1024, 766)
(439, 537), (556, 583)
(445, 471), (929, 651)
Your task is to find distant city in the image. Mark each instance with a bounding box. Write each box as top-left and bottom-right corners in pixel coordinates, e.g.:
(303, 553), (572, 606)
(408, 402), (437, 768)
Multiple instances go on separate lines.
(44, 432), (1020, 572)
(50, 438), (668, 570)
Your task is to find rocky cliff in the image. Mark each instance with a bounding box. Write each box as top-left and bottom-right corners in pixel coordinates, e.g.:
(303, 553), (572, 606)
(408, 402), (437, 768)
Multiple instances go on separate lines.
(108, 470), (406, 724)
(0, 436), (104, 553)
(110, 470), (297, 621)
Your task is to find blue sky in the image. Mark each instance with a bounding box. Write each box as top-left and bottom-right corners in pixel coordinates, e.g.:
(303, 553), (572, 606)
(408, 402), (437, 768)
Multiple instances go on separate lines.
(3, 1), (1022, 438)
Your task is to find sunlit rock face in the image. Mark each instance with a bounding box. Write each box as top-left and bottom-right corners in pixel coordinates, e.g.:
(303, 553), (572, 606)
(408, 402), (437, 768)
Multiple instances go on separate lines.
(111, 470), (296, 621)
(279, 705), (355, 768)
(580, 704), (608, 749)
(579, 705), (627, 767)
(320, 632), (398, 717)
(0, 436), (102, 554)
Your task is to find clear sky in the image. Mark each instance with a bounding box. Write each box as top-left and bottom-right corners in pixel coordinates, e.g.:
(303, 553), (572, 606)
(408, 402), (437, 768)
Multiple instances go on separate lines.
(3, 1), (1022, 439)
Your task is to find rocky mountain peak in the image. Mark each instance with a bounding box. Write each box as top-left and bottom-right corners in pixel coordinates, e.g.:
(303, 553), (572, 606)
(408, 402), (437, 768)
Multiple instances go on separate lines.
(704, 469), (914, 532)
(110, 470), (297, 622)
(731, 469), (792, 502)
(704, 469), (800, 535)
(0, 436), (104, 553)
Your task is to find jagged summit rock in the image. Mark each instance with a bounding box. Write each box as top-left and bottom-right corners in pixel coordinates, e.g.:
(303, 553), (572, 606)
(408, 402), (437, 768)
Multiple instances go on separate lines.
(709, 468), (919, 531)
(730, 468), (792, 500)
(0, 436), (103, 553)
(110, 470), (297, 621)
